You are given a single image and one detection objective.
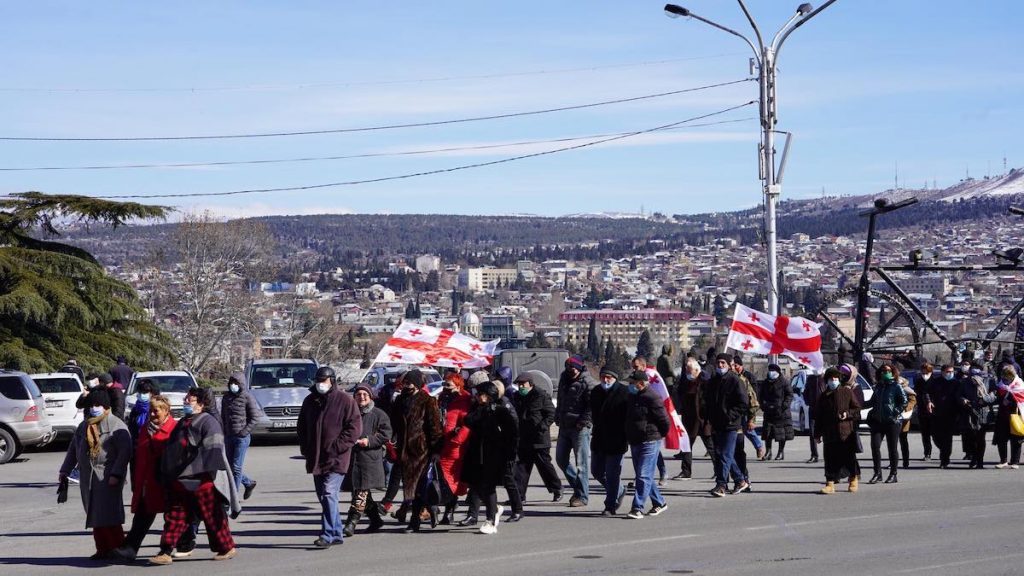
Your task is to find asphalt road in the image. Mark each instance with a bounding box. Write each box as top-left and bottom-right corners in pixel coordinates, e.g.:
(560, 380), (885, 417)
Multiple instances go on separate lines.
(3, 433), (1024, 576)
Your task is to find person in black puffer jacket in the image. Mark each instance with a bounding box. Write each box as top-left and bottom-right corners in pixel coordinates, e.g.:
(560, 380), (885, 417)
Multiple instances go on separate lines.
(220, 372), (262, 499)
(623, 370), (670, 519)
(555, 356), (596, 507)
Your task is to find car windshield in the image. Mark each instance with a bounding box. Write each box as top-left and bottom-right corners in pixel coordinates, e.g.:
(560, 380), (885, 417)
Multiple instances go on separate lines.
(250, 364), (317, 388)
(142, 375), (195, 394)
(34, 377), (81, 394)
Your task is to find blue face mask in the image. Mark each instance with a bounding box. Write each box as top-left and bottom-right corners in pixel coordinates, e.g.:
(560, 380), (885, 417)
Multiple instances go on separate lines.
(182, 403), (194, 416)
(627, 384), (639, 395)
(768, 371), (780, 380)
(943, 373), (955, 381)
(685, 372), (696, 381)
(716, 367), (729, 376)
(827, 379), (840, 391)
(601, 380), (614, 390)
(88, 406), (105, 418)
(138, 393), (150, 403)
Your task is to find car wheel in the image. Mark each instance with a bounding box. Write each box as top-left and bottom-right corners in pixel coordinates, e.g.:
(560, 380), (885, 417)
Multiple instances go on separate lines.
(0, 428), (17, 464)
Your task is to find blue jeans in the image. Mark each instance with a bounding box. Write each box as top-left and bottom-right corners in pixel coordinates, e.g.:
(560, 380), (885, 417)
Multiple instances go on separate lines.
(556, 425), (591, 503)
(225, 434), (254, 490)
(630, 440), (666, 511)
(712, 430), (745, 487)
(590, 449), (625, 511)
(313, 472), (345, 543)
(744, 424), (764, 451)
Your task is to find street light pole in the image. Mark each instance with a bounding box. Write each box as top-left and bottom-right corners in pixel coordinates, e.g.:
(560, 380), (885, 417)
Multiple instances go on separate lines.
(665, 1), (838, 330)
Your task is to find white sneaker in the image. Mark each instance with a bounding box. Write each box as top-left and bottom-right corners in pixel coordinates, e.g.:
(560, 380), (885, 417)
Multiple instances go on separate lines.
(1011, 464), (1020, 469)
(996, 462), (1010, 469)
(479, 521), (497, 535)
(494, 505), (505, 529)
(626, 509), (644, 520)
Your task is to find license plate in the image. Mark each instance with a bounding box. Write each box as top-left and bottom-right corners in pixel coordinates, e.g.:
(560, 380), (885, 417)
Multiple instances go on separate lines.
(271, 420), (296, 429)
(46, 400), (63, 408)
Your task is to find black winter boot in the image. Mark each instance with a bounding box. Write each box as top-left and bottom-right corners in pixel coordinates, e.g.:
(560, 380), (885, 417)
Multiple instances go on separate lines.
(343, 508), (361, 537)
(366, 504), (385, 532)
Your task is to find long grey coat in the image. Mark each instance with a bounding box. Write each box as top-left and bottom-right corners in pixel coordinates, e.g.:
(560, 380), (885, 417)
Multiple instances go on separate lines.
(348, 405), (392, 491)
(59, 413), (132, 528)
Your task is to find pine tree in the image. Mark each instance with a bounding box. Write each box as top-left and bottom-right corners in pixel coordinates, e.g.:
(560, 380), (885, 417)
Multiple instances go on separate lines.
(585, 316), (601, 360)
(405, 300), (417, 319)
(0, 192), (174, 372)
(636, 329), (654, 360)
(603, 337), (616, 365)
(713, 294), (727, 323)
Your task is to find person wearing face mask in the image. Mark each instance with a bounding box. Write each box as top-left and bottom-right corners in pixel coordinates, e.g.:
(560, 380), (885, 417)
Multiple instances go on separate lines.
(675, 357), (708, 480)
(624, 370), (670, 519)
(344, 385), (393, 536)
(863, 363), (909, 484)
(220, 372), (261, 500)
(461, 382), (518, 534)
(897, 371), (918, 469)
(436, 373), (472, 525)
(58, 389), (132, 561)
(956, 361), (997, 470)
(152, 387), (239, 565)
(759, 364), (794, 461)
(296, 367), (361, 548)
(555, 356), (596, 508)
(389, 369), (442, 532)
(992, 366), (1024, 469)
(511, 372), (561, 514)
(588, 367), (629, 516)
(913, 363), (936, 461)
(930, 365), (959, 468)
(813, 367), (862, 494)
(126, 379), (156, 445)
(957, 359), (977, 462)
(116, 395), (177, 562)
(704, 353), (749, 497)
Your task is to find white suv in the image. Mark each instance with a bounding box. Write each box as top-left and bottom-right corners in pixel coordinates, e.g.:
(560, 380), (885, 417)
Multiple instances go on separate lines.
(0, 369), (54, 464)
(31, 372), (85, 438)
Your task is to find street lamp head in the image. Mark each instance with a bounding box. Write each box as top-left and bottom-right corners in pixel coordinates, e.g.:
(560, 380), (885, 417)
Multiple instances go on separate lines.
(797, 3), (814, 16)
(664, 4), (690, 18)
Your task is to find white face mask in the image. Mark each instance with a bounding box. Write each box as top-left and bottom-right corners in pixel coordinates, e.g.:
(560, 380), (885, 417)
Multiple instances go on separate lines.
(767, 371), (780, 380)
(921, 373), (932, 381)
(229, 384), (240, 394)
(316, 382), (332, 394)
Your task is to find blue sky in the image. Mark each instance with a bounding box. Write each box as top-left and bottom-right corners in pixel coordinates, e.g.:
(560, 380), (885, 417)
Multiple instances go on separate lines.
(0, 1), (1021, 218)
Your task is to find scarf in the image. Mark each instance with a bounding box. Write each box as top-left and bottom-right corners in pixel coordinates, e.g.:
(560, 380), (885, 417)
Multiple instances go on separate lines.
(86, 409), (109, 461)
(135, 400), (151, 432)
(359, 400), (375, 415)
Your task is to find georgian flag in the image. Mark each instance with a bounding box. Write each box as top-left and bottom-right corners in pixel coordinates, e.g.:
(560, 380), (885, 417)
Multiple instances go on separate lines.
(643, 367), (690, 453)
(726, 303), (824, 372)
(371, 321), (500, 369)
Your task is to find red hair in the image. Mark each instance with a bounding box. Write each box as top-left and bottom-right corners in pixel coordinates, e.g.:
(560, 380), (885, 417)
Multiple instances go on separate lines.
(444, 373), (465, 393)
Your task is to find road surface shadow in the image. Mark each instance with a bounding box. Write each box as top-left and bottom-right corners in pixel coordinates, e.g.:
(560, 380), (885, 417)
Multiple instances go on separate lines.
(0, 556), (108, 568)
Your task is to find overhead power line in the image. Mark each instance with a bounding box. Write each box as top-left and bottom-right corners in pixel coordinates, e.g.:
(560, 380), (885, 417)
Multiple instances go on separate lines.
(0, 78), (753, 142)
(0, 53), (746, 94)
(0, 118), (754, 172)
(97, 101), (756, 200)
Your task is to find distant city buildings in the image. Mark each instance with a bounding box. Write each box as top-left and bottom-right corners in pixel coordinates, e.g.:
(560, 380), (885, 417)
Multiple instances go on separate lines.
(558, 309), (691, 354)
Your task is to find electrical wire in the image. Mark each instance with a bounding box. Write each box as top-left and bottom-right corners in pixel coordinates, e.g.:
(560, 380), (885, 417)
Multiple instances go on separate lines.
(0, 117), (754, 171)
(0, 78), (753, 142)
(0, 53), (747, 94)
(96, 101), (756, 200)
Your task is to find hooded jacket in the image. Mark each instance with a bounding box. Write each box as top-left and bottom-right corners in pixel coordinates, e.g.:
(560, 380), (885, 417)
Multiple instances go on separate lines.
(555, 368), (596, 429)
(220, 372), (263, 438)
(704, 370), (749, 433)
(297, 384), (362, 476)
(625, 385), (670, 445)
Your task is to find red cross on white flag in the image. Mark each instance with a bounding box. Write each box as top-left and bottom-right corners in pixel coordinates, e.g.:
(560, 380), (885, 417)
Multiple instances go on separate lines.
(371, 321), (500, 369)
(725, 303), (824, 372)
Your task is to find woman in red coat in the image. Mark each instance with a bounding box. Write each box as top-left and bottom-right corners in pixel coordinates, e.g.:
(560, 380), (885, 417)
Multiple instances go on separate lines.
(116, 395), (177, 561)
(437, 373), (472, 524)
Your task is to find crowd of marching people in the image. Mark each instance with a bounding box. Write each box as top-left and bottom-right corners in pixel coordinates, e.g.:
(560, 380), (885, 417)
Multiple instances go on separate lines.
(53, 347), (1024, 563)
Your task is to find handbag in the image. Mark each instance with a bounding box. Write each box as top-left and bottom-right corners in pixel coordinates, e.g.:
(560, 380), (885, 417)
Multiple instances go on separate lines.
(384, 440), (398, 463)
(1010, 412), (1024, 437)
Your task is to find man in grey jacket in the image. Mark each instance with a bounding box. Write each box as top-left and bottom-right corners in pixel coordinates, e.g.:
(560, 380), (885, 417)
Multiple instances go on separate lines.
(555, 356), (596, 507)
(220, 372), (262, 500)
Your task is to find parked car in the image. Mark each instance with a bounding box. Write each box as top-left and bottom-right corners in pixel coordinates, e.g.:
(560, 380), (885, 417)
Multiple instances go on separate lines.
(0, 369), (54, 464)
(32, 372), (85, 438)
(247, 358), (319, 436)
(493, 348), (569, 390)
(790, 370), (874, 433)
(125, 371), (198, 420)
(359, 365), (444, 399)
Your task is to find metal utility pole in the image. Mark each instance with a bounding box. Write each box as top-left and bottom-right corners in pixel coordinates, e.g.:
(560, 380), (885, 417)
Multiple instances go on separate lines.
(665, 1), (838, 331)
